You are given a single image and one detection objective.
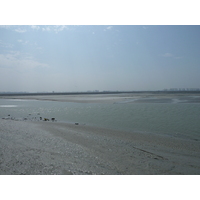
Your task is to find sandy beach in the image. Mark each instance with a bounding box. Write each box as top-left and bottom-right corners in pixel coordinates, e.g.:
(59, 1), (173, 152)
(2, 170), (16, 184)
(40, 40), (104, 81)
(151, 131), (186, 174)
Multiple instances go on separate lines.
(1, 117), (200, 175)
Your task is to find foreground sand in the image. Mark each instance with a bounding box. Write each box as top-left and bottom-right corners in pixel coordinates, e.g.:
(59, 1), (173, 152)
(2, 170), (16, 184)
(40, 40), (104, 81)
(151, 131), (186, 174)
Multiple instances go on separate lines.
(0, 118), (200, 175)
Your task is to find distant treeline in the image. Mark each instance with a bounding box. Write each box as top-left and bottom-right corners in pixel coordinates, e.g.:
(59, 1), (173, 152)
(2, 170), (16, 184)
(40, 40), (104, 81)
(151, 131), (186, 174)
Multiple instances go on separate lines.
(0, 91), (200, 96)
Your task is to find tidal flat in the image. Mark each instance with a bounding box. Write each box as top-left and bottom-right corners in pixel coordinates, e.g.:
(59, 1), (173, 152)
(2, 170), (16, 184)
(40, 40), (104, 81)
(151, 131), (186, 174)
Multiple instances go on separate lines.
(0, 118), (200, 175)
(0, 92), (200, 174)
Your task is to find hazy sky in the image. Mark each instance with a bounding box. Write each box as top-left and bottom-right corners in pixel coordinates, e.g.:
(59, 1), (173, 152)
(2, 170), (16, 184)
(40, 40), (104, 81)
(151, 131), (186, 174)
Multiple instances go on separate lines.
(0, 25), (200, 92)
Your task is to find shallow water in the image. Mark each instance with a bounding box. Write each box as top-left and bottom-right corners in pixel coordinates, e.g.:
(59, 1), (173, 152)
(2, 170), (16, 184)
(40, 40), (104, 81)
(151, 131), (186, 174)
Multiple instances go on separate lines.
(0, 98), (200, 140)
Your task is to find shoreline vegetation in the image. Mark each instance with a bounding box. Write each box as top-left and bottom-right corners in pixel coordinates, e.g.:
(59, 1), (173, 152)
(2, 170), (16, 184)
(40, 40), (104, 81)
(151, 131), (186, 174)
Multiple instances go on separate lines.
(1, 90), (200, 95)
(0, 92), (200, 175)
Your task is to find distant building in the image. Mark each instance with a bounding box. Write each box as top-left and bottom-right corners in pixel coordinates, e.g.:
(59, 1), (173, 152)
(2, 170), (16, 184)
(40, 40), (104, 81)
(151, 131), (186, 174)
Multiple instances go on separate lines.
(165, 88), (200, 91)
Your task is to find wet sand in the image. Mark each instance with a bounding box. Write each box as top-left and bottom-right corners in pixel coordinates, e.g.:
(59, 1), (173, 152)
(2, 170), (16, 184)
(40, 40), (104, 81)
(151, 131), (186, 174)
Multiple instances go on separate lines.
(0, 118), (200, 175)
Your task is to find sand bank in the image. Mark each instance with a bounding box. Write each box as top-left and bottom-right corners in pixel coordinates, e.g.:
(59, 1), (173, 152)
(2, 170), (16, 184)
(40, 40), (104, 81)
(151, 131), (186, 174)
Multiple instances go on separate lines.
(0, 118), (200, 175)
(1, 92), (200, 104)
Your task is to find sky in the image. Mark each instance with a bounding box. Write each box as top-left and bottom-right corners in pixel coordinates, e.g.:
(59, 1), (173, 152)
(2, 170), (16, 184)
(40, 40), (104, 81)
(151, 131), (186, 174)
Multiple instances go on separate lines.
(0, 25), (200, 92)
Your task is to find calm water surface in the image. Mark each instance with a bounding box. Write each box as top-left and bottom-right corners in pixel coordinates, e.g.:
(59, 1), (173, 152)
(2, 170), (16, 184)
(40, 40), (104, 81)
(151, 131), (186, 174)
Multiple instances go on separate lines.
(0, 98), (200, 139)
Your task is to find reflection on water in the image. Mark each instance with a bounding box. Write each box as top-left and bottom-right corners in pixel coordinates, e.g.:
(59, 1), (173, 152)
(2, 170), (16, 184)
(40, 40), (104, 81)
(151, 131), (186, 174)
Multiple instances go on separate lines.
(0, 105), (18, 107)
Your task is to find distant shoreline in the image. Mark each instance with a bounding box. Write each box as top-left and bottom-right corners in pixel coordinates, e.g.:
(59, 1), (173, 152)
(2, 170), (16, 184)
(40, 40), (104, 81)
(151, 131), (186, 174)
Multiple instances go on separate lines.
(1, 91), (200, 104)
(1, 90), (200, 97)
